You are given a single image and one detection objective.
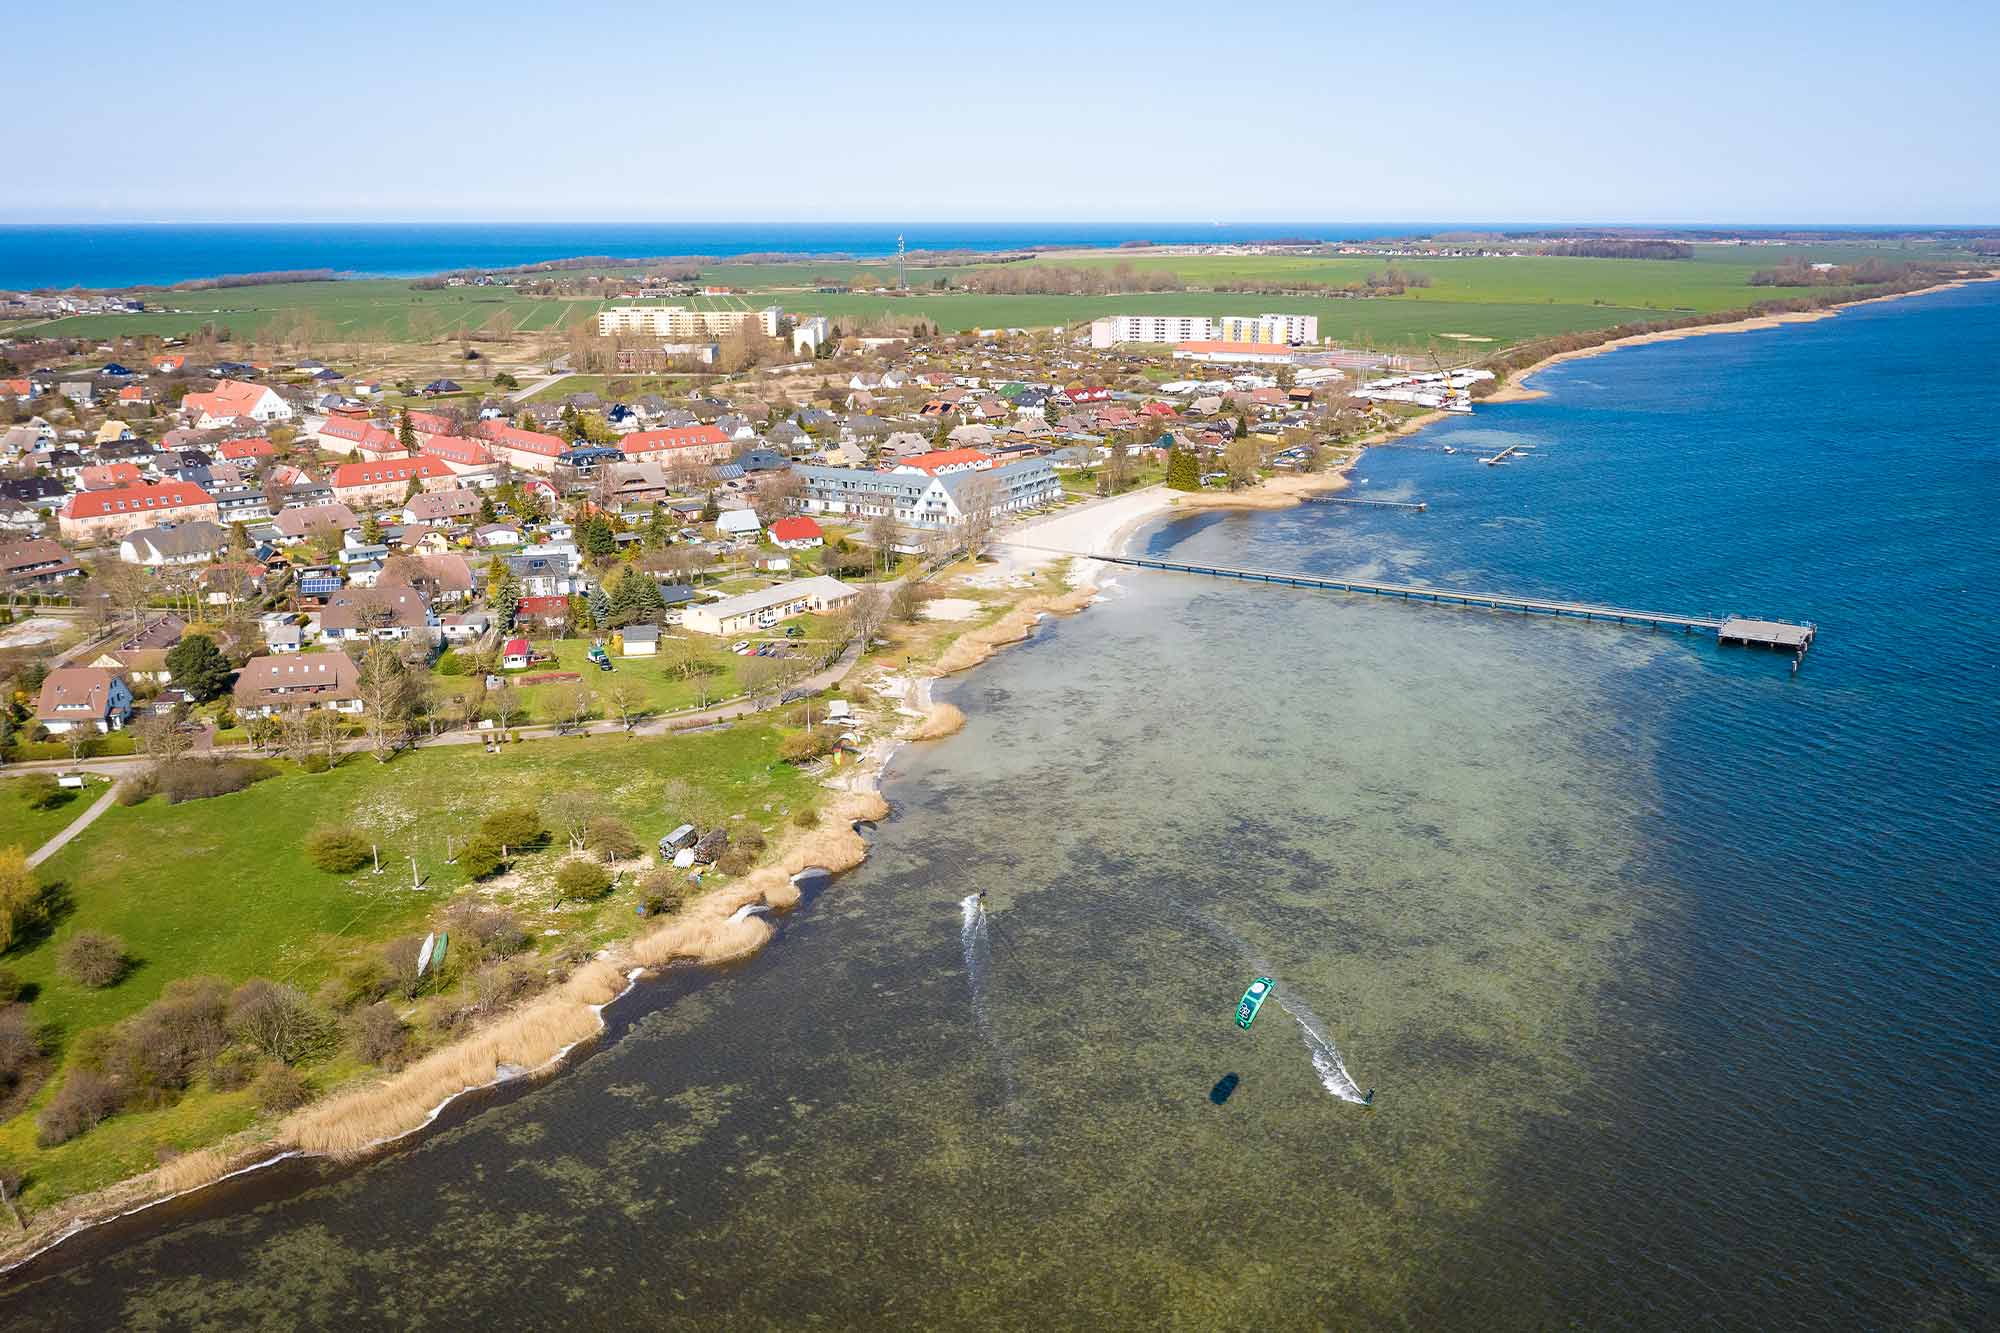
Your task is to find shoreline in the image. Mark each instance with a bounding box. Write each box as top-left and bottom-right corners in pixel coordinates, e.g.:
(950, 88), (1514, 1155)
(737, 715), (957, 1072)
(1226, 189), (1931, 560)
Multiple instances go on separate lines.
(1486, 271), (2000, 401)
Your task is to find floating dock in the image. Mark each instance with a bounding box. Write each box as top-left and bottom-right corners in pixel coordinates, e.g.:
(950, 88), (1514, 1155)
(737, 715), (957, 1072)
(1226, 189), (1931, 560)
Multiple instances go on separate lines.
(1717, 618), (1816, 652)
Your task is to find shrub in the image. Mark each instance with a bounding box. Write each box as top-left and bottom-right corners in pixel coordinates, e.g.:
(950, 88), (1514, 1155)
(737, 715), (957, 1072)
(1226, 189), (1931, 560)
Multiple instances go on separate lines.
(58, 931), (129, 989)
(635, 868), (686, 917)
(0, 969), (23, 1005)
(208, 1045), (259, 1092)
(305, 826), (372, 874)
(434, 650), (467, 676)
(37, 1068), (124, 1146)
(0, 849), (48, 955)
(18, 773), (68, 811)
(469, 961), (541, 1011)
(791, 805), (820, 828)
(324, 957), (394, 1012)
(0, 1007), (43, 1087)
(351, 1002), (409, 1068)
(253, 1063), (312, 1114)
(444, 901), (528, 960)
(457, 835), (505, 880)
(300, 753), (331, 774)
(779, 730), (838, 764)
(116, 976), (230, 1105)
(586, 817), (639, 863)
(714, 847), (755, 876)
(553, 857), (611, 903)
(481, 805), (545, 849)
(227, 980), (327, 1065)
(736, 826), (767, 854)
(160, 758), (274, 804)
(381, 936), (427, 998)
(115, 772), (156, 805)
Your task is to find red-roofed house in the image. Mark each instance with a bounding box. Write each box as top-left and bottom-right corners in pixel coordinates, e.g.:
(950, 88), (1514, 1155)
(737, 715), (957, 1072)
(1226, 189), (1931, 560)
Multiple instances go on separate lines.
(59, 481), (218, 542)
(330, 456), (455, 508)
(36, 667), (134, 733)
(513, 595), (570, 630)
(154, 355), (186, 373)
(182, 378), (292, 428)
(1139, 401), (1178, 419)
(619, 424), (732, 467)
(78, 462), (145, 491)
(0, 378), (31, 401)
(117, 383), (151, 405)
(218, 436), (276, 463)
(769, 516), (824, 549)
(477, 421), (566, 473)
(502, 637), (533, 670)
(310, 416), (407, 458)
(405, 410), (455, 438)
(892, 448), (993, 477)
(420, 434), (496, 473)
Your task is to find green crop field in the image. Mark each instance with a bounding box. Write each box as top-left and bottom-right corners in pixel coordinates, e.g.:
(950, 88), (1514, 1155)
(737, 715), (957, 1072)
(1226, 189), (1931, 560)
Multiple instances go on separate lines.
(0, 725), (814, 1204)
(8, 239), (1982, 354)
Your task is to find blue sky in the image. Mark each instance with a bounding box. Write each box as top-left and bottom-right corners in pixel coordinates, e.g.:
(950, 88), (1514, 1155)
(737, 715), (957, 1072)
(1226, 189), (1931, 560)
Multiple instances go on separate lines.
(11, 0), (1997, 223)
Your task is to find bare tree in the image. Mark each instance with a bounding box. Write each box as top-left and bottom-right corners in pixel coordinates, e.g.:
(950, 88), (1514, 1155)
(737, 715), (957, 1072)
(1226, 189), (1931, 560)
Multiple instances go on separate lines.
(751, 471), (804, 526)
(545, 790), (597, 853)
(489, 681), (522, 732)
(865, 512), (899, 575)
(355, 642), (414, 761)
(735, 656), (782, 710)
(602, 677), (647, 731)
(556, 682), (593, 733)
(954, 473), (1000, 556)
(131, 710), (194, 777)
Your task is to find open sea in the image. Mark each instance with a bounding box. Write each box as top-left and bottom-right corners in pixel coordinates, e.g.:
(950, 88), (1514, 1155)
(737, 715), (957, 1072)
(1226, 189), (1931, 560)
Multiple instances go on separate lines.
(2, 283), (1995, 1328)
(0, 222), (1476, 293)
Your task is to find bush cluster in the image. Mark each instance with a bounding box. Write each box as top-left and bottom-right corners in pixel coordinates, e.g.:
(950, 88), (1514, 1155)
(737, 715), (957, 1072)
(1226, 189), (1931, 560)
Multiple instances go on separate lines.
(305, 826), (372, 873)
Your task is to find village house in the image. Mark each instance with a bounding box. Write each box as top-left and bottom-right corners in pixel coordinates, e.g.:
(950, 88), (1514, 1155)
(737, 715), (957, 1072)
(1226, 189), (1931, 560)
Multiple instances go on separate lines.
(768, 515), (825, 550)
(0, 538), (82, 586)
(59, 480), (219, 543)
(617, 424), (733, 468)
(218, 436), (276, 465)
(182, 378), (293, 428)
(501, 637), (533, 670)
(794, 456), (1059, 530)
(402, 488), (483, 525)
(330, 456), (455, 509)
(232, 652), (364, 717)
(477, 420), (566, 473)
(309, 416), (406, 458)
(419, 434), (496, 473)
(439, 610), (492, 643)
(118, 521), (227, 567)
(273, 502), (361, 542)
(319, 585), (435, 644)
(36, 667), (134, 733)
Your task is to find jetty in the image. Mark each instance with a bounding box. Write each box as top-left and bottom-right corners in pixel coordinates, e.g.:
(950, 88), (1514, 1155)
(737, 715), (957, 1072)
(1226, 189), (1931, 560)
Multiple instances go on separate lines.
(1029, 546), (1816, 655)
(1304, 496), (1428, 513)
(1480, 445), (1524, 465)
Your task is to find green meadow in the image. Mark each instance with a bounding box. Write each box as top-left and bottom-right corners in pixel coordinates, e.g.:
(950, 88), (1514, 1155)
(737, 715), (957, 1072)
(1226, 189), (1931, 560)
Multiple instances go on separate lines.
(0, 725), (814, 1205)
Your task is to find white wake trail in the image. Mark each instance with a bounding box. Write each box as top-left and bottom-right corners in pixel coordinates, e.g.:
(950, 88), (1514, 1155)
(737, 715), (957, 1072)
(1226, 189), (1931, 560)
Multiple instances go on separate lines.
(1273, 992), (1371, 1104)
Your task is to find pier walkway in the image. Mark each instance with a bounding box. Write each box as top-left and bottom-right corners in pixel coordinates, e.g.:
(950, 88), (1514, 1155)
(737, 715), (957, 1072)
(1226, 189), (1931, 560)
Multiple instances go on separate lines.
(1013, 544), (1816, 652)
(1303, 496), (1428, 512)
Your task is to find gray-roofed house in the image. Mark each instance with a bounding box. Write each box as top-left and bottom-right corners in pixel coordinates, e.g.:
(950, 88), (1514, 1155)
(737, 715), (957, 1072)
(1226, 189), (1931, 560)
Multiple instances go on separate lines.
(119, 521), (228, 567)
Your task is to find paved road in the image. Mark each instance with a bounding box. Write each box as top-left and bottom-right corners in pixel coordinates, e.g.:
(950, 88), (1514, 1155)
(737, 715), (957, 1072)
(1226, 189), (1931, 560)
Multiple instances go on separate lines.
(509, 369), (574, 403)
(28, 781), (120, 868)
(0, 639), (868, 780)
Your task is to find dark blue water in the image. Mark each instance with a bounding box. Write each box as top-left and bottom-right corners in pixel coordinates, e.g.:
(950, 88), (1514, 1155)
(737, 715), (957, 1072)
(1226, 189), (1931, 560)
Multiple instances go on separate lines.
(0, 222), (1462, 292)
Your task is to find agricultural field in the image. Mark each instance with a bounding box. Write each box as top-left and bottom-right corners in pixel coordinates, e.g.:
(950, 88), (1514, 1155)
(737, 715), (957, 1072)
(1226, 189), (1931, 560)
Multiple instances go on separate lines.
(8, 241), (1984, 355)
(0, 724), (815, 1205)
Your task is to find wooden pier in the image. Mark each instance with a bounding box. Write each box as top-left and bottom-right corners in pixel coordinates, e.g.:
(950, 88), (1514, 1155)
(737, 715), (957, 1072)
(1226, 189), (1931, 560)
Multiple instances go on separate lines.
(1304, 496), (1429, 513)
(1079, 551), (1816, 651)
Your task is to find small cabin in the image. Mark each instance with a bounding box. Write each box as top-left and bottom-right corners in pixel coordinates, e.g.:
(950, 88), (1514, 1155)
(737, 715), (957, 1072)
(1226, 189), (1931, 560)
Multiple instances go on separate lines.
(659, 824), (697, 854)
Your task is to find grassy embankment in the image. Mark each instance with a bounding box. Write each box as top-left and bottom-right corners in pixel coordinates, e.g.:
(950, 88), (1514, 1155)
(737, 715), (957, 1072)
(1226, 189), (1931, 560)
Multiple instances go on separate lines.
(0, 725), (815, 1209)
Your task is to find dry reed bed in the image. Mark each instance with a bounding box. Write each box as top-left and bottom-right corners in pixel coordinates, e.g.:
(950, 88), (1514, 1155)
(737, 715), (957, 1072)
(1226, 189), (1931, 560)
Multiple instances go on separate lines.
(934, 587), (1097, 676)
(908, 702), (966, 740)
(282, 960), (627, 1157)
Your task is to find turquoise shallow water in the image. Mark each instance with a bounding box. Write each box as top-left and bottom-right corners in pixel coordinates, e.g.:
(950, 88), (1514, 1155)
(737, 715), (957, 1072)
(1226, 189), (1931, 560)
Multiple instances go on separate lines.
(3, 284), (1996, 1328)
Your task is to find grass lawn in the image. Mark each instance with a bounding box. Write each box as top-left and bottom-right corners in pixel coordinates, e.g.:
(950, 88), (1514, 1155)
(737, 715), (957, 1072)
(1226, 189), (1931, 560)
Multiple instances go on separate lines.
(0, 776), (111, 857)
(440, 626), (831, 724)
(0, 724), (816, 1206)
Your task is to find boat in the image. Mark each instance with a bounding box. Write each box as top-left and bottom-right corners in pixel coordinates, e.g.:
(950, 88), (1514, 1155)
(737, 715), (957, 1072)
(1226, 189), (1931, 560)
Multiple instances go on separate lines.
(1442, 446), (1457, 454)
(1235, 976), (1275, 1030)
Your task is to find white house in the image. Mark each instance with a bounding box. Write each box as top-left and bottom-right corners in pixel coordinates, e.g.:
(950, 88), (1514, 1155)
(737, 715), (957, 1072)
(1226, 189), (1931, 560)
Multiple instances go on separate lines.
(716, 508), (762, 541)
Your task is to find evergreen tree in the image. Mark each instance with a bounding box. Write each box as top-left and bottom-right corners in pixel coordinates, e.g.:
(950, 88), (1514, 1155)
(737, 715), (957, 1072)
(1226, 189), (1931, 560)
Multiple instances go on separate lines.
(645, 509), (670, 549)
(165, 633), (230, 702)
(397, 408), (417, 452)
(361, 512), (384, 545)
(701, 491), (720, 523)
(479, 493), (498, 523)
(487, 557), (520, 627)
(1166, 445), (1201, 492)
(579, 514), (615, 559)
(587, 584), (611, 630)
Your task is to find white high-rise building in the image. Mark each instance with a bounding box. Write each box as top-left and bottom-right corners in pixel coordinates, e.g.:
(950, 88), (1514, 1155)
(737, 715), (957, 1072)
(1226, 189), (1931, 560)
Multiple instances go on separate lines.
(1217, 313), (1319, 345)
(597, 306), (783, 338)
(1089, 315), (1215, 348)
